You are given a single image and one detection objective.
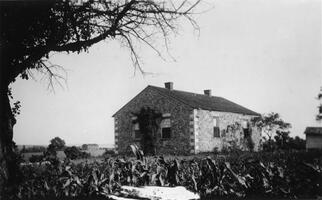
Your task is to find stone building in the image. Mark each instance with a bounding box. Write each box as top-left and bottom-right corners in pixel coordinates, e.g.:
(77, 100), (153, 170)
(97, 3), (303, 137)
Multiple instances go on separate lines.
(113, 82), (262, 154)
(305, 127), (322, 150)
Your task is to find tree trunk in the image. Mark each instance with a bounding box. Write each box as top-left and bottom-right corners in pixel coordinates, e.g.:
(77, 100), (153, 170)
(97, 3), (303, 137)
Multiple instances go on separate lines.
(0, 82), (15, 196)
(1, 29), (21, 199)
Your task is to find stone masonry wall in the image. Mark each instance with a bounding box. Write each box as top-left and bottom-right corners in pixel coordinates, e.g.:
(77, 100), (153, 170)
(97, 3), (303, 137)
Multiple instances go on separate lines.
(194, 109), (261, 153)
(114, 87), (192, 155)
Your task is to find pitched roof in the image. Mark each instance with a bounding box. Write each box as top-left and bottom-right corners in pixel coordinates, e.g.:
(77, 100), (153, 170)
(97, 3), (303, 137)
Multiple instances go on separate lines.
(112, 85), (260, 117)
(304, 127), (322, 135)
(149, 86), (260, 116)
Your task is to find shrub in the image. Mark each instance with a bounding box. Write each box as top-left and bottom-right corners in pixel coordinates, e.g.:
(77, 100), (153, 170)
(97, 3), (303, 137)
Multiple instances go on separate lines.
(213, 147), (219, 154)
(245, 135), (255, 152)
(29, 154), (43, 163)
(64, 146), (90, 160)
(102, 149), (116, 157)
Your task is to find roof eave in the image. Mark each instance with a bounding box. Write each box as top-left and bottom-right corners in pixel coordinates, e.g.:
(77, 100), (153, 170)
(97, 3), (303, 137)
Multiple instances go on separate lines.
(112, 86), (152, 117)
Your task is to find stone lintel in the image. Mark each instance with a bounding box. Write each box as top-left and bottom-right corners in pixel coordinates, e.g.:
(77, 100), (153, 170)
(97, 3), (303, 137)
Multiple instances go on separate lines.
(162, 113), (171, 118)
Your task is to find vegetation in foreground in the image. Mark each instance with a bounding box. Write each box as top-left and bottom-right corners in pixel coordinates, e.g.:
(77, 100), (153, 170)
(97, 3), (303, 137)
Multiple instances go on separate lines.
(3, 148), (322, 200)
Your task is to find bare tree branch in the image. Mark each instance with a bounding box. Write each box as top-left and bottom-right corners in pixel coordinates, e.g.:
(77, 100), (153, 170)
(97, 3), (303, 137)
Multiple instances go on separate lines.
(2, 0), (203, 85)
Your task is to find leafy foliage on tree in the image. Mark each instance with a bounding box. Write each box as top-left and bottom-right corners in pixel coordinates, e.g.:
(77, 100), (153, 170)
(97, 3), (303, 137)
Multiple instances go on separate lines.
(290, 136), (306, 150)
(48, 137), (66, 151)
(64, 146), (89, 160)
(273, 130), (291, 150)
(45, 137), (66, 158)
(317, 87), (322, 121)
(261, 131), (305, 151)
(252, 112), (291, 151)
(132, 107), (162, 155)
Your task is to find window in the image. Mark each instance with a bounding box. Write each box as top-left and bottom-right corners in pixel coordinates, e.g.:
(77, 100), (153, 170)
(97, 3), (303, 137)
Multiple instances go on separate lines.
(214, 127), (220, 137)
(243, 128), (250, 138)
(162, 127), (171, 139)
(161, 118), (171, 139)
(133, 122), (141, 139)
(213, 117), (220, 137)
(242, 121), (250, 138)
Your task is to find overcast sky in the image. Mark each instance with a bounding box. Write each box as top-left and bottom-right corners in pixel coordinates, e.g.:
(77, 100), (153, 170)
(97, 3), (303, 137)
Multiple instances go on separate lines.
(12, 0), (321, 146)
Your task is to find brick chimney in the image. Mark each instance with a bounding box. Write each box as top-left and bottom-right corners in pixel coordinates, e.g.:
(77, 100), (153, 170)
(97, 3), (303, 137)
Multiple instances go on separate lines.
(164, 82), (173, 90)
(204, 89), (212, 96)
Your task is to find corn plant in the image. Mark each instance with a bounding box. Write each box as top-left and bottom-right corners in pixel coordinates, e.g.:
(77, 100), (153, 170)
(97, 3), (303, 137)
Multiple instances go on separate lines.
(4, 149), (322, 200)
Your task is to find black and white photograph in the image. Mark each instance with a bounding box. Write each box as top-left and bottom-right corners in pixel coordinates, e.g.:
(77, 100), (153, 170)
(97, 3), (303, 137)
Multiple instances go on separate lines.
(0, 0), (321, 199)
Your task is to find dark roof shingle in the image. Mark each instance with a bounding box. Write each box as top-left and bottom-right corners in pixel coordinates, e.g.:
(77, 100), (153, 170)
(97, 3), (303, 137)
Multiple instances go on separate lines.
(150, 86), (260, 116)
(305, 127), (322, 135)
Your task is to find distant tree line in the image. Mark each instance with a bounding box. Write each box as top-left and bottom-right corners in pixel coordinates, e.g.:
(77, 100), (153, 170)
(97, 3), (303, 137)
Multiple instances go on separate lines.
(20, 145), (46, 153)
(27, 137), (90, 163)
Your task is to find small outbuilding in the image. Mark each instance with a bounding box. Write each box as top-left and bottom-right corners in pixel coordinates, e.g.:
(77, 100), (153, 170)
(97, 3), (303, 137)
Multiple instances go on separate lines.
(304, 127), (322, 150)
